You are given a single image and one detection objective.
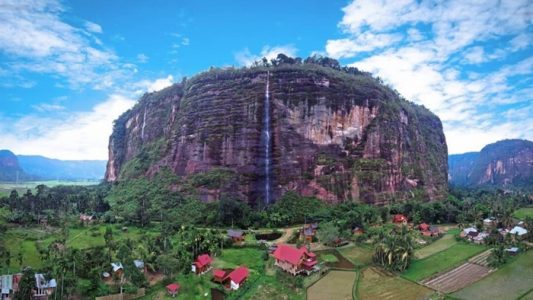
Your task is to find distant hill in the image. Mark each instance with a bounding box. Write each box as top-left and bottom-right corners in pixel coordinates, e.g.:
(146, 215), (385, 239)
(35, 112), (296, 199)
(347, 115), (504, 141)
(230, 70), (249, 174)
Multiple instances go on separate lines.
(448, 139), (533, 188)
(0, 150), (32, 181)
(17, 155), (106, 181)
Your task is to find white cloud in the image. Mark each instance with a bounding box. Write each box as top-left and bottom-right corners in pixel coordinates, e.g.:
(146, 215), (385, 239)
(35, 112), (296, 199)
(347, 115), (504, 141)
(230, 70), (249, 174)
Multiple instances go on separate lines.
(32, 103), (65, 112)
(133, 75), (175, 94)
(0, 94), (136, 160)
(84, 21), (102, 33)
(235, 45), (298, 66)
(137, 53), (149, 63)
(330, 0), (532, 154)
(0, 0), (125, 89)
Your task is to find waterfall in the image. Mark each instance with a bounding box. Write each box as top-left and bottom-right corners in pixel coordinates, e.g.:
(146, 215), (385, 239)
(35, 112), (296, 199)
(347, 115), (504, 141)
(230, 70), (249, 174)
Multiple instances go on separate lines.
(141, 108), (147, 140)
(263, 71), (272, 205)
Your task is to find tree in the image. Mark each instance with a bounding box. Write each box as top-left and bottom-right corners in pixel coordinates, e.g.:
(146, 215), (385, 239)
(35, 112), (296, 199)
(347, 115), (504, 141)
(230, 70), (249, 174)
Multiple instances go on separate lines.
(373, 226), (414, 272)
(316, 222), (339, 246)
(14, 267), (35, 300)
(488, 245), (507, 268)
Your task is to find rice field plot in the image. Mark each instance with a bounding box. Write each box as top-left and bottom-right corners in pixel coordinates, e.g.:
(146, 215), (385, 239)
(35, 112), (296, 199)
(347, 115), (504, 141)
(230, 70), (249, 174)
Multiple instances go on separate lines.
(358, 267), (434, 300)
(451, 251), (533, 300)
(422, 262), (493, 293)
(338, 245), (373, 267)
(307, 270), (356, 300)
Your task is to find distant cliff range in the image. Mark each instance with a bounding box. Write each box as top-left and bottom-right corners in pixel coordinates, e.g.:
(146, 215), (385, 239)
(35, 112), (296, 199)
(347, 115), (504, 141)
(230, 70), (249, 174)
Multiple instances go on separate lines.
(0, 149), (106, 181)
(448, 139), (533, 189)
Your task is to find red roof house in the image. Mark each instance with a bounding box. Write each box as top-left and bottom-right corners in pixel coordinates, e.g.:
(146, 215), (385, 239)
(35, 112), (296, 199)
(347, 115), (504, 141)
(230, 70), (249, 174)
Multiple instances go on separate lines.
(393, 214), (408, 224)
(419, 223), (430, 231)
(191, 254), (212, 274)
(272, 244), (317, 276)
(226, 266), (249, 290)
(213, 269), (226, 283)
(166, 283), (180, 297)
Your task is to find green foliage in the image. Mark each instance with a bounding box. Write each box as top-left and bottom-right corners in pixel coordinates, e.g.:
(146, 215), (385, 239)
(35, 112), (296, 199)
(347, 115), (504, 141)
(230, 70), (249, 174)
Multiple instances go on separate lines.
(488, 245), (508, 268)
(373, 226), (414, 272)
(317, 222), (340, 246)
(14, 267), (35, 300)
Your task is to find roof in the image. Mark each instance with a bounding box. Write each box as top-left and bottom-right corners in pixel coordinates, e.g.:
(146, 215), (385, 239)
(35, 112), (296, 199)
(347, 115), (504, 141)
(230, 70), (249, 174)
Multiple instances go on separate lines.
(35, 274), (57, 289)
(213, 269), (225, 278)
(510, 226), (527, 236)
(463, 227), (478, 234)
(272, 244), (314, 266)
(134, 260), (144, 269)
(303, 227), (314, 236)
(393, 214), (407, 222)
(505, 247), (519, 252)
(1, 275), (13, 293)
(228, 229), (244, 238)
(111, 262), (123, 272)
(483, 217), (495, 222)
(419, 223), (430, 230)
(195, 254), (212, 268)
(166, 283), (180, 292)
(227, 266), (249, 284)
(429, 226), (440, 233)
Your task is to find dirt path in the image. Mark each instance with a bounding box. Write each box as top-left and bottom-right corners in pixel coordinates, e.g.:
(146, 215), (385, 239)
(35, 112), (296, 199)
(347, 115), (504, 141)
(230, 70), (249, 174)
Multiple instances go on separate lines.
(272, 226), (300, 244)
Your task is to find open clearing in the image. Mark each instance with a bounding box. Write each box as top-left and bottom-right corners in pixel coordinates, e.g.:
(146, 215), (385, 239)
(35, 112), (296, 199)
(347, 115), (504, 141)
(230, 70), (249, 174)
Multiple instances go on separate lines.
(307, 270), (356, 300)
(402, 243), (486, 282)
(513, 207), (533, 220)
(338, 245), (373, 267)
(358, 267), (434, 300)
(415, 232), (458, 259)
(452, 250), (533, 300)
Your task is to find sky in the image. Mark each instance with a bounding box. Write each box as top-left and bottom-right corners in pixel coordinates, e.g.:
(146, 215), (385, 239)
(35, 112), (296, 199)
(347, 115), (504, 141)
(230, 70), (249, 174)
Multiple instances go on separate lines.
(0, 0), (531, 160)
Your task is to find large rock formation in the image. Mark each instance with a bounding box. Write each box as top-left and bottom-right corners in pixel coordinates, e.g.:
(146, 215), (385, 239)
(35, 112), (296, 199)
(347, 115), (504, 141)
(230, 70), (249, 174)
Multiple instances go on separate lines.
(449, 139), (533, 188)
(105, 62), (448, 205)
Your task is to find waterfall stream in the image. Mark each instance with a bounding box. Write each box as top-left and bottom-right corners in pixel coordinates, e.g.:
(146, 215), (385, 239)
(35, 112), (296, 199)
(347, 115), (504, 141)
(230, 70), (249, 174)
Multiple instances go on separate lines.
(141, 108), (147, 140)
(263, 71), (272, 205)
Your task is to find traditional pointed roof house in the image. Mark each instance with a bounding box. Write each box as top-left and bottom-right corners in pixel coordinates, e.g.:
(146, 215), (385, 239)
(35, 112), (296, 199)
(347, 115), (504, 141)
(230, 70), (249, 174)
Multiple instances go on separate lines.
(393, 214), (408, 225)
(272, 244), (318, 276)
(212, 269), (226, 283)
(226, 266), (249, 290)
(191, 254), (213, 274)
(166, 283), (180, 297)
(227, 229), (244, 243)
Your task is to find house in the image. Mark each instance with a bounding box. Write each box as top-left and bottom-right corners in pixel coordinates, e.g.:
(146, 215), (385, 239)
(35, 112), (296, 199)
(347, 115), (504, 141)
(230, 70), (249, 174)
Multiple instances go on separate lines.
(1, 274), (13, 297)
(303, 226), (314, 242)
(471, 232), (489, 244)
(509, 226), (528, 238)
(111, 262), (123, 276)
(212, 269), (226, 283)
(79, 214), (96, 223)
(392, 214), (408, 225)
(34, 273), (56, 299)
(505, 247), (520, 256)
(227, 229), (244, 243)
(226, 266), (249, 290)
(429, 226), (440, 236)
(166, 283), (180, 297)
(483, 217), (496, 228)
(272, 244), (318, 276)
(191, 254), (212, 274)
(461, 227), (478, 237)
(418, 223), (430, 231)
(134, 260), (145, 272)
(352, 227), (364, 235)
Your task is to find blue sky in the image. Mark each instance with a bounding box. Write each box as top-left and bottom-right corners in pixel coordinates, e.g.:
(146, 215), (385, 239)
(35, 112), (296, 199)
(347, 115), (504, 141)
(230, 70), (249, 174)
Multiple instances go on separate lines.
(0, 0), (531, 159)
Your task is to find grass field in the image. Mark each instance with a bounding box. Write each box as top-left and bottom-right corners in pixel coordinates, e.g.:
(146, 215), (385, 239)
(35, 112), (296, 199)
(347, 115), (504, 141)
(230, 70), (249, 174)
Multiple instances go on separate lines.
(513, 207), (533, 220)
(212, 247), (265, 272)
(415, 232), (458, 259)
(2, 224), (159, 272)
(320, 253), (339, 263)
(358, 267), (434, 300)
(138, 272), (216, 300)
(242, 274), (305, 300)
(402, 243), (486, 282)
(452, 251), (533, 300)
(338, 245), (374, 267)
(0, 180), (100, 196)
(307, 270), (356, 300)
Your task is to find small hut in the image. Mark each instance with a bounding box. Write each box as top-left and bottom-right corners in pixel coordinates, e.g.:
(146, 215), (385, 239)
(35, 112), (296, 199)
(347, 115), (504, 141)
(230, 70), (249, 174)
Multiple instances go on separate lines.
(166, 283), (181, 297)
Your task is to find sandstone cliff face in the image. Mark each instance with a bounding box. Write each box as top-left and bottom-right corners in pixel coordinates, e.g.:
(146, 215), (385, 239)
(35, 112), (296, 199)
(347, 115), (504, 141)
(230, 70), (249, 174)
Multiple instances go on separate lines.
(106, 64), (448, 205)
(449, 139), (533, 188)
